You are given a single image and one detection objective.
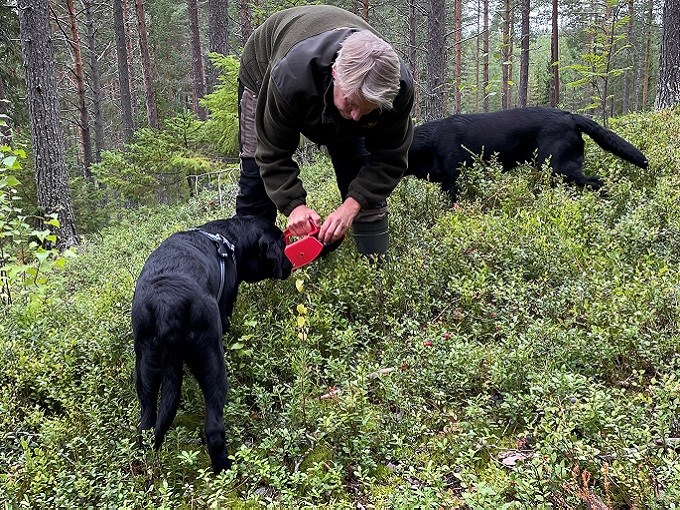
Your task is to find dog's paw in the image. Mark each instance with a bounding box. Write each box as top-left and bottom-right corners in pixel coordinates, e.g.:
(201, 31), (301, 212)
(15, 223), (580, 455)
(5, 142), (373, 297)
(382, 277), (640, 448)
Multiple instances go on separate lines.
(213, 455), (233, 474)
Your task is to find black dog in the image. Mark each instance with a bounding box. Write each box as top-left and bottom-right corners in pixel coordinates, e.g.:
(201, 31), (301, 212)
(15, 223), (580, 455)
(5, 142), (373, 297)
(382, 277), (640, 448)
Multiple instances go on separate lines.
(406, 106), (648, 201)
(131, 216), (292, 473)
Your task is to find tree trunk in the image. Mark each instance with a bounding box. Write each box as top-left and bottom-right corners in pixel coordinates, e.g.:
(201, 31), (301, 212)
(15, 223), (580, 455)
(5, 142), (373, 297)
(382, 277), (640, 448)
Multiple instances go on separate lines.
(66, 0), (93, 177)
(18, 0), (78, 248)
(655, 0), (680, 109)
(518, 0), (530, 107)
(207, 0), (229, 93)
(187, 0), (206, 120)
(501, 0), (511, 109)
(550, 0), (560, 107)
(600, 3), (616, 124)
(475, 0), (481, 111)
(134, 0), (158, 128)
(508, 10), (514, 107)
(641, 0), (654, 109)
(122, 0), (138, 120)
(113, 0), (134, 142)
(82, 0), (104, 161)
(239, 0), (253, 46)
(425, 0), (446, 121)
(407, 0), (420, 119)
(453, 0), (462, 113)
(482, 0), (489, 111)
(621, 0), (634, 114)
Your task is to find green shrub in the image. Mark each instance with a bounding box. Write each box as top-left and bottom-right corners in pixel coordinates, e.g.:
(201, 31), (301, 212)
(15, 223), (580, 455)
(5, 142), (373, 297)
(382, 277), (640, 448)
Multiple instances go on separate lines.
(90, 114), (223, 211)
(199, 53), (240, 157)
(0, 144), (75, 309)
(1, 110), (679, 507)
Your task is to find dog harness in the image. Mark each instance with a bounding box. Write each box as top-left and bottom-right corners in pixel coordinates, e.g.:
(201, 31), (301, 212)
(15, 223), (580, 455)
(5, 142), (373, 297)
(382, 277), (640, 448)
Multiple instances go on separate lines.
(190, 229), (237, 302)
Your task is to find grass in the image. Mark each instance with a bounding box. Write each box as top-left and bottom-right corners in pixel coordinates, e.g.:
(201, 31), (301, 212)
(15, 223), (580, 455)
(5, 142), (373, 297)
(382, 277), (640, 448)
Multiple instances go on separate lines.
(1, 109), (679, 508)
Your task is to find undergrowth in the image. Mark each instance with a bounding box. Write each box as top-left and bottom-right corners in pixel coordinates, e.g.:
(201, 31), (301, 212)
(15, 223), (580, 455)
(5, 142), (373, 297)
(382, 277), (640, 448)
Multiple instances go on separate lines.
(1, 110), (679, 508)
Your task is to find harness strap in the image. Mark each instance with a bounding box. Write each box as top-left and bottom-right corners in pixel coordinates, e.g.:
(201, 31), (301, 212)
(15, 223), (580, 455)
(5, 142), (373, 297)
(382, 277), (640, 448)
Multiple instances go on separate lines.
(190, 229), (237, 302)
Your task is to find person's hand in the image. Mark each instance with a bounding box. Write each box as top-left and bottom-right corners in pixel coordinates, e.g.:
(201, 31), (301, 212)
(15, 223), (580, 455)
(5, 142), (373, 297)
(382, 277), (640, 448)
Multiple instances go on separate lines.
(287, 205), (322, 236)
(318, 197), (361, 244)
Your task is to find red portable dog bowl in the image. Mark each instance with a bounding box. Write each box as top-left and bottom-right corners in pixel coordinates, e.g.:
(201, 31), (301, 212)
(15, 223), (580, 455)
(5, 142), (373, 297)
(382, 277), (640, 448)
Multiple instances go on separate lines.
(284, 221), (323, 269)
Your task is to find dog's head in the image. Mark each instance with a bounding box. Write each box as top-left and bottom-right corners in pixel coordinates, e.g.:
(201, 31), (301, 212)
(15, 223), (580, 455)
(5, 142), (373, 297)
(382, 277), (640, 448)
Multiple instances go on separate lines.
(230, 217), (293, 283)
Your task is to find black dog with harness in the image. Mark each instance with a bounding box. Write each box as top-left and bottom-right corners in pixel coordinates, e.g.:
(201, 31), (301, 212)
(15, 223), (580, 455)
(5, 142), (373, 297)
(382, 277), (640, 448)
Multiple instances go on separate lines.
(131, 216), (292, 473)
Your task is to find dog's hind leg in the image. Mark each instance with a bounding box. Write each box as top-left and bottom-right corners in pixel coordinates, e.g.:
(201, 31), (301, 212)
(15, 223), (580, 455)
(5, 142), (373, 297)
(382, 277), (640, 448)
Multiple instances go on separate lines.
(187, 334), (230, 474)
(538, 129), (603, 190)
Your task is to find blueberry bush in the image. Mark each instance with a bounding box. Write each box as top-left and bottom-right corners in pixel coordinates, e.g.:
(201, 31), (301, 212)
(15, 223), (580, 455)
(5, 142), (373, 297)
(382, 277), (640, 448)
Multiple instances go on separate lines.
(1, 109), (679, 508)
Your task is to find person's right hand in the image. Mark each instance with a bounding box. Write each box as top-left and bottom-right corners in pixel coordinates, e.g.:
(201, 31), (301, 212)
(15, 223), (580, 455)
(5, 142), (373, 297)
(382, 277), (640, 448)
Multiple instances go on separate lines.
(287, 204), (322, 236)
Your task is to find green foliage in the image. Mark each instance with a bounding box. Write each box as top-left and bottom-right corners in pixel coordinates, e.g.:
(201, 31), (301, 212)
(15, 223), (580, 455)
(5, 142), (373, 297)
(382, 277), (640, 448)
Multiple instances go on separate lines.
(0, 144), (75, 309)
(90, 113), (222, 210)
(200, 53), (240, 157)
(1, 110), (679, 507)
(564, 4), (633, 119)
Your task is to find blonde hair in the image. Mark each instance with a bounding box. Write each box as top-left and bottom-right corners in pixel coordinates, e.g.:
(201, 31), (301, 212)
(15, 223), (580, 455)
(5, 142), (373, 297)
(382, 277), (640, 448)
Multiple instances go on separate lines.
(334, 30), (401, 111)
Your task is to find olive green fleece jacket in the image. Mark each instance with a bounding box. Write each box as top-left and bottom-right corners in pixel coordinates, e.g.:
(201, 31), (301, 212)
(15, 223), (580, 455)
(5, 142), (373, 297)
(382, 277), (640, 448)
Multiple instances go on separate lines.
(238, 5), (415, 217)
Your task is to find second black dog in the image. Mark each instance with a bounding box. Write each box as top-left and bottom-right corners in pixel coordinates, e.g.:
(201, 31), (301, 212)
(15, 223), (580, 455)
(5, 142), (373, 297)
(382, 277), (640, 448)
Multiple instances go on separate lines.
(131, 216), (292, 473)
(406, 106), (648, 201)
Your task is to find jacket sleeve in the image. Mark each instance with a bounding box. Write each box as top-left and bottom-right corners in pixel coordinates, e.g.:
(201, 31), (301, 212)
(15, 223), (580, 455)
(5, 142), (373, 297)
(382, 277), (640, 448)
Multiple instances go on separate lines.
(346, 84), (414, 208)
(254, 79), (307, 216)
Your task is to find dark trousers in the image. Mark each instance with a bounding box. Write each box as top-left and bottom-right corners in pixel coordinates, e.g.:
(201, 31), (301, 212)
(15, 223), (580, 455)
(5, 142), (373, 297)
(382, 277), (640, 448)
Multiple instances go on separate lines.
(235, 81), (278, 221)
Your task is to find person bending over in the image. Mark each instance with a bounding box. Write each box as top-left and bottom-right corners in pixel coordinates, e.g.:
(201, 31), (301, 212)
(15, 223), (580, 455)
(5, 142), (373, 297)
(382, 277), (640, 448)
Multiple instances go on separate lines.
(236, 4), (414, 256)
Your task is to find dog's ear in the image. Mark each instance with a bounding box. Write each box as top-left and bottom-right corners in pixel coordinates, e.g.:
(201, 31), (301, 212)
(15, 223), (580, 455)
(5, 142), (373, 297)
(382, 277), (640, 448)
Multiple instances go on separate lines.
(260, 234), (292, 280)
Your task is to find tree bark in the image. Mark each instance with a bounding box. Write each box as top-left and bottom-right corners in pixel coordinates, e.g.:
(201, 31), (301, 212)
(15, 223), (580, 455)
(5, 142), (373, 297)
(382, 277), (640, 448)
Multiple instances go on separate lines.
(239, 0), (252, 46)
(641, 0), (654, 109)
(600, 3), (616, 124)
(501, 0), (511, 109)
(655, 0), (680, 110)
(66, 0), (93, 177)
(207, 0), (229, 93)
(113, 0), (134, 142)
(518, 0), (530, 107)
(621, 0), (634, 114)
(550, 0), (560, 107)
(407, 0), (420, 119)
(452, 0), (462, 113)
(187, 0), (206, 119)
(134, 0), (158, 128)
(425, 0), (446, 121)
(508, 9), (514, 107)
(482, 0), (489, 111)
(82, 0), (104, 161)
(122, 0), (138, 120)
(475, 0), (480, 111)
(18, 0), (78, 247)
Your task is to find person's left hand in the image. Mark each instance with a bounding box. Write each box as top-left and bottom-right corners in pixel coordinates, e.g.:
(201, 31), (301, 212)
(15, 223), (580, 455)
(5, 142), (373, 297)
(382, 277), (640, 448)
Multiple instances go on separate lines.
(319, 197), (361, 244)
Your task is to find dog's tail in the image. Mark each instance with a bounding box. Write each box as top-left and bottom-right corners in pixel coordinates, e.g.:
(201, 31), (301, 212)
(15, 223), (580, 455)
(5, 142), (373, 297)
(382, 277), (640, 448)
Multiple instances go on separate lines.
(153, 343), (183, 450)
(572, 114), (648, 169)
(151, 296), (189, 450)
(133, 277), (195, 448)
